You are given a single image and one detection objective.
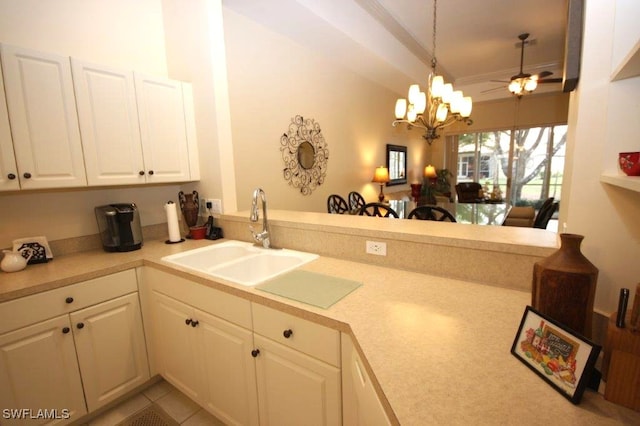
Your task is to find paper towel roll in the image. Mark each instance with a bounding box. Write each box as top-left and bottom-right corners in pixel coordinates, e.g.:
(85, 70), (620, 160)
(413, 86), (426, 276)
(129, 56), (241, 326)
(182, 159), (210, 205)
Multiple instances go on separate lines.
(165, 201), (182, 242)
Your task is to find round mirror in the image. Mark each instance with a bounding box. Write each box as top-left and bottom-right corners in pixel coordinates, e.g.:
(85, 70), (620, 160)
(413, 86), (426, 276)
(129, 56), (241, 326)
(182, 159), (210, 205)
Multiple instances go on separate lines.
(297, 141), (315, 170)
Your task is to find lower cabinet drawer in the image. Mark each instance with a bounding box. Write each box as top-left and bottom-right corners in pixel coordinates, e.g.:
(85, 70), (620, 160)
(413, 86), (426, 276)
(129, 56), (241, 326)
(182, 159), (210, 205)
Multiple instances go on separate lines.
(252, 302), (340, 367)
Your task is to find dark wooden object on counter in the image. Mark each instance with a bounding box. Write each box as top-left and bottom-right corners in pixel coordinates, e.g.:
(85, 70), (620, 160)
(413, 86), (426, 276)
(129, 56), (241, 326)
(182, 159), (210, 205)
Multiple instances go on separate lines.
(602, 310), (640, 411)
(532, 233), (598, 338)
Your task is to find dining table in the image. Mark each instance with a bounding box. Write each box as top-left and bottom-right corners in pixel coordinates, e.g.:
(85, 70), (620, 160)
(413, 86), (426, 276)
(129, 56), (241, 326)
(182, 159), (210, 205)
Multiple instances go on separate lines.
(388, 200), (511, 225)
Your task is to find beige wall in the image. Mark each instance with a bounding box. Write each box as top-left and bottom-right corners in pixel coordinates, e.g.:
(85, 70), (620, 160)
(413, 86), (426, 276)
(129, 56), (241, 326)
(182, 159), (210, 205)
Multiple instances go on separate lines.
(222, 8), (426, 212)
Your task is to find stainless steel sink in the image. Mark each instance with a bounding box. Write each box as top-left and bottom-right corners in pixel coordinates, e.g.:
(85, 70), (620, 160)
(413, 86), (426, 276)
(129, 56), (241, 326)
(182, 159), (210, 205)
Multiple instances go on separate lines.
(161, 240), (319, 286)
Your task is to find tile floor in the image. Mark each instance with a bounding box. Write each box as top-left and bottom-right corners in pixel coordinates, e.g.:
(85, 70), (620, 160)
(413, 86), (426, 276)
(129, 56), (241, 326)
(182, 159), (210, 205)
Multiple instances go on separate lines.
(84, 380), (224, 426)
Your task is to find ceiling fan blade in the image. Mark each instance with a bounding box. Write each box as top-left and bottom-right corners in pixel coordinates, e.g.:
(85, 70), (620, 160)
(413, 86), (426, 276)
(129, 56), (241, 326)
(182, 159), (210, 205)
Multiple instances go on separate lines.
(538, 70), (553, 78)
(490, 79), (510, 83)
(538, 78), (563, 84)
(481, 86), (506, 94)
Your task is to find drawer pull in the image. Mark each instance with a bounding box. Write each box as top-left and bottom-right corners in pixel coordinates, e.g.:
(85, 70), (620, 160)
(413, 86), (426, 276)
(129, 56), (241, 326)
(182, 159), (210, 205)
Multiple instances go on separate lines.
(7, 173), (16, 180)
(62, 327), (70, 334)
(23, 172), (31, 179)
(190, 320), (199, 327)
(76, 322), (84, 329)
(139, 170), (145, 176)
(65, 297), (74, 304)
(185, 318), (192, 326)
(251, 349), (260, 358)
(283, 329), (293, 339)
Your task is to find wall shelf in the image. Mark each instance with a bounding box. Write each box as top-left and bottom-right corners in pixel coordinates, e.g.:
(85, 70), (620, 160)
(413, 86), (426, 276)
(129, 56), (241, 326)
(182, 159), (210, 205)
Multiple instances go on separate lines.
(600, 172), (640, 192)
(611, 38), (640, 81)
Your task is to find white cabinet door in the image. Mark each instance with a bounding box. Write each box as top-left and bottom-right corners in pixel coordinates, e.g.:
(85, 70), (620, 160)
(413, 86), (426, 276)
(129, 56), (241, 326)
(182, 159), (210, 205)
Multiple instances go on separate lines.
(71, 293), (150, 412)
(135, 73), (191, 183)
(0, 62), (19, 191)
(0, 44), (86, 189)
(341, 334), (391, 426)
(71, 59), (145, 186)
(151, 291), (203, 402)
(0, 315), (87, 425)
(198, 309), (259, 426)
(254, 334), (341, 426)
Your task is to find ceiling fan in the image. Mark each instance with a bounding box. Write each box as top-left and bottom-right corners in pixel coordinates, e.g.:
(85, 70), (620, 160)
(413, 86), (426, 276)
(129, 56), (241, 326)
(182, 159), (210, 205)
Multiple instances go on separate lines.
(486, 33), (562, 97)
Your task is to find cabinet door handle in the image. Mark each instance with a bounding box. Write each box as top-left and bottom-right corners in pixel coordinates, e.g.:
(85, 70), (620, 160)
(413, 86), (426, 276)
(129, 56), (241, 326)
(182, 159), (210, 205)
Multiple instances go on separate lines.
(190, 320), (199, 327)
(139, 170), (145, 176)
(148, 170), (154, 176)
(283, 329), (293, 338)
(76, 322), (85, 329)
(62, 327), (70, 334)
(185, 318), (192, 326)
(7, 173), (16, 180)
(65, 297), (74, 304)
(251, 349), (260, 358)
(23, 172), (32, 179)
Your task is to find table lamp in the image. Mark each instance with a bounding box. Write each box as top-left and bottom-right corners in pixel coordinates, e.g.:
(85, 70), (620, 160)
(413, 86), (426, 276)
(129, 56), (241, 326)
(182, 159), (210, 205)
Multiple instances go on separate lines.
(372, 166), (390, 202)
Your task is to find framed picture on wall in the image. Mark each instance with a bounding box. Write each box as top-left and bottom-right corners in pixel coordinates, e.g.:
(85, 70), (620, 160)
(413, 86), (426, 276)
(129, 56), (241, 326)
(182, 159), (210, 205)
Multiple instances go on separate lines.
(386, 144), (407, 186)
(511, 306), (601, 404)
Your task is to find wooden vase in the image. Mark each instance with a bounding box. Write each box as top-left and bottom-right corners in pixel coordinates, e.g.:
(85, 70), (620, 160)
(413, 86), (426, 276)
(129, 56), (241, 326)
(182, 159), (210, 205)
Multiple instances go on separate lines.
(532, 233), (598, 338)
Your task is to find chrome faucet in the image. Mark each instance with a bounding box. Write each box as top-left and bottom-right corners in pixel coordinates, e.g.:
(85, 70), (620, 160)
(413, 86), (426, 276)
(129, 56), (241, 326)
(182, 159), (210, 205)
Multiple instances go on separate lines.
(250, 188), (271, 248)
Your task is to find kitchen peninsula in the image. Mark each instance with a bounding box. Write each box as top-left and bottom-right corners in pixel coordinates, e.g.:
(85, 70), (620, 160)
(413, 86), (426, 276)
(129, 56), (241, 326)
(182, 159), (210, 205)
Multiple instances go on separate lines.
(1, 213), (638, 425)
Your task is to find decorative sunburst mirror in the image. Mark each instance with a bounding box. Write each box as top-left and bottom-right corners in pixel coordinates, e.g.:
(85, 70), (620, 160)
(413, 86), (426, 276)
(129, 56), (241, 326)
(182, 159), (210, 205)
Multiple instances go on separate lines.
(280, 115), (329, 195)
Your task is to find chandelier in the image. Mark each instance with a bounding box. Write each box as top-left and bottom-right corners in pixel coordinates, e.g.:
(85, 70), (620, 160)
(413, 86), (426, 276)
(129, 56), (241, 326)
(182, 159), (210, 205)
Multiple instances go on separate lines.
(392, 0), (472, 145)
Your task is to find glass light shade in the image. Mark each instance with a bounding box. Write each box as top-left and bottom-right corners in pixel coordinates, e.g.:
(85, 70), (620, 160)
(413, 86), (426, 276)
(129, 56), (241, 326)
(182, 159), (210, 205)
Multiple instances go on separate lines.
(414, 92), (427, 114)
(460, 97), (473, 117)
(424, 165), (437, 178)
(441, 84), (454, 103)
(524, 78), (538, 92)
(430, 75), (445, 98)
(395, 99), (407, 119)
(407, 104), (417, 122)
(408, 84), (421, 104)
(436, 103), (448, 122)
(372, 166), (390, 183)
(449, 91), (463, 113)
(509, 80), (522, 94)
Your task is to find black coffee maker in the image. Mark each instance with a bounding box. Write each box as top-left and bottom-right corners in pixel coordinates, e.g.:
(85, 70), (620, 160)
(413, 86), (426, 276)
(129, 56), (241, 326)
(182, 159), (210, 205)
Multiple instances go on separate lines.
(95, 203), (143, 252)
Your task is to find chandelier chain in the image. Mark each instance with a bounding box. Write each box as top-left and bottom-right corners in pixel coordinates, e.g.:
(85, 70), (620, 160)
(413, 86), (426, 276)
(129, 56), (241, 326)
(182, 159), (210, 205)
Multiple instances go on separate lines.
(431, 0), (437, 71)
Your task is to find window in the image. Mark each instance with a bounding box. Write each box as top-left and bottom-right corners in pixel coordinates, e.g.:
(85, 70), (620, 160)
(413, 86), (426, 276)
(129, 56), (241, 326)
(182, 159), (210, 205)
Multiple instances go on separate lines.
(455, 125), (567, 208)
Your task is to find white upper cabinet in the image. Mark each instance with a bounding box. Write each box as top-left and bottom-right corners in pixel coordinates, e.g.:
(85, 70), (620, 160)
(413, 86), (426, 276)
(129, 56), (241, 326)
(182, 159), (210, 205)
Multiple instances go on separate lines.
(71, 59), (145, 186)
(0, 44), (87, 189)
(135, 73), (192, 183)
(0, 62), (19, 190)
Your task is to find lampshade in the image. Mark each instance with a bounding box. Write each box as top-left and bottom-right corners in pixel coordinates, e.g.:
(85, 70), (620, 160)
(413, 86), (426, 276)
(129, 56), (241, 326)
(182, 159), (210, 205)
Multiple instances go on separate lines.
(414, 92), (427, 114)
(524, 78), (538, 92)
(372, 166), (390, 183)
(395, 99), (407, 119)
(431, 75), (444, 98)
(424, 165), (437, 178)
(408, 84), (421, 104)
(460, 97), (473, 117)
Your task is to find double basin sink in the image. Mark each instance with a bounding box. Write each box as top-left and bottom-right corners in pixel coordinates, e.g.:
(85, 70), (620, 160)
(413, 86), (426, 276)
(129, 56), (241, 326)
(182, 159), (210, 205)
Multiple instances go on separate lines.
(161, 240), (319, 286)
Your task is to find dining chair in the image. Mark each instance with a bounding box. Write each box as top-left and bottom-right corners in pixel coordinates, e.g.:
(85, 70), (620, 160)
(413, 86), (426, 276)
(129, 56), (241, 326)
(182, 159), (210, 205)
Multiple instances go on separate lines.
(455, 182), (483, 203)
(502, 206), (535, 227)
(348, 191), (366, 212)
(533, 200), (559, 229)
(327, 194), (349, 214)
(358, 202), (399, 218)
(407, 205), (456, 222)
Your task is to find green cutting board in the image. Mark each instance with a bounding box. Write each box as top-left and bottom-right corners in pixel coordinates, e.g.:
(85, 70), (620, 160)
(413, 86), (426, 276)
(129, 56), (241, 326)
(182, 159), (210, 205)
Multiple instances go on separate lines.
(256, 270), (362, 309)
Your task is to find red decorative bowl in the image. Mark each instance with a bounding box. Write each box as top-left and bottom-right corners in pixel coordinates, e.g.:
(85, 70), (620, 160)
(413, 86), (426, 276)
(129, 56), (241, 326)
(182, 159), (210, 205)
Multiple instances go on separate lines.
(619, 152), (640, 176)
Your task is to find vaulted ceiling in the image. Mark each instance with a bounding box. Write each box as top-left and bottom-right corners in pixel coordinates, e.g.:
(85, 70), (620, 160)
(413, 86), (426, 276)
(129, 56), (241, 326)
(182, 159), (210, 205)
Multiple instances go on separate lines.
(223, 0), (569, 102)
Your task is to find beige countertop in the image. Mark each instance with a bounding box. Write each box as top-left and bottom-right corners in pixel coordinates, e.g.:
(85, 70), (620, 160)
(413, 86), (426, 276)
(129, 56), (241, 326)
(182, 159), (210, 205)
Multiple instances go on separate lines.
(1, 237), (638, 425)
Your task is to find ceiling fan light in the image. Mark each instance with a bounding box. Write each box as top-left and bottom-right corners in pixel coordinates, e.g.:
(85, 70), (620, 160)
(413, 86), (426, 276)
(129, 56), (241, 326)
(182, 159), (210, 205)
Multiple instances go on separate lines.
(460, 97), (473, 117)
(408, 84), (421, 104)
(430, 75), (445, 98)
(524, 78), (538, 92)
(395, 99), (407, 119)
(414, 92), (427, 114)
(508, 80), (522, 94)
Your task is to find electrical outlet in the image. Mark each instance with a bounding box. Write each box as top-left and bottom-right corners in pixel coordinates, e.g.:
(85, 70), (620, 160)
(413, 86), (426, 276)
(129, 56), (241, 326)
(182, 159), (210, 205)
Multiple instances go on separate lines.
(207, 198), (222, 214)
(366, 240), (387, 256)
